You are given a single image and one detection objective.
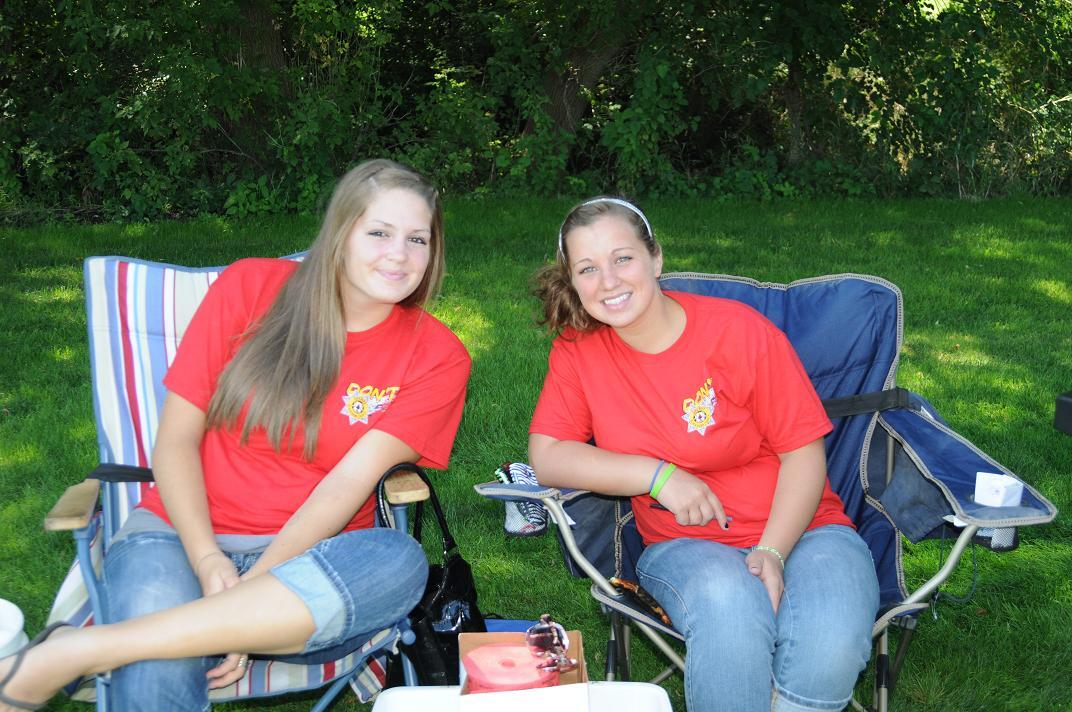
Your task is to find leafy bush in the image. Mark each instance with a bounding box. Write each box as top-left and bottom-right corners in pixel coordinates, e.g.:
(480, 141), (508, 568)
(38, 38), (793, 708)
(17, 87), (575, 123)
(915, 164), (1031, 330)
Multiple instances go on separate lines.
(2, 0), (1070, 222)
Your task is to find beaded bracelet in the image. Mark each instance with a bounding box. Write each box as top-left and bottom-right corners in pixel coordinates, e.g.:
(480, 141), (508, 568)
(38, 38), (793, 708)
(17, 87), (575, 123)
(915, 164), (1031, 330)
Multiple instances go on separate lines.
(649, 463), (677, 499)
(751, 544), (785, 569)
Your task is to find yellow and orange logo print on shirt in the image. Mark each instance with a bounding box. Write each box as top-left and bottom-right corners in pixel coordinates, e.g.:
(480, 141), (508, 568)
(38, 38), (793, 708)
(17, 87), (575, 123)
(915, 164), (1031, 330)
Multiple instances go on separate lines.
(340, 382), (400, 425)
(682, 377), (717, 435)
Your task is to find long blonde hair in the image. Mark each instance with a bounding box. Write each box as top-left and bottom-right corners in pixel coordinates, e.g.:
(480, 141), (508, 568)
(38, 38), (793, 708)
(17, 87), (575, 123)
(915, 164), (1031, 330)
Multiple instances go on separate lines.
(207, 159), (444, 459)
(533, 196), (658, 334)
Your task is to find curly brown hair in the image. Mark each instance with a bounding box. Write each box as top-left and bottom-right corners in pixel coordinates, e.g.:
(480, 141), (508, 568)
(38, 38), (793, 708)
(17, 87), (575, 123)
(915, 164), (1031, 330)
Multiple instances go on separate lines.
(532, 196), (659, 334)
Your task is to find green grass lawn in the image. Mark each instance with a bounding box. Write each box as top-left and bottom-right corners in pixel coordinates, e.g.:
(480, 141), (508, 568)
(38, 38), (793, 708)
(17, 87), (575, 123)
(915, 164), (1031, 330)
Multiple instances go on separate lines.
(1, 197), (1069, 711)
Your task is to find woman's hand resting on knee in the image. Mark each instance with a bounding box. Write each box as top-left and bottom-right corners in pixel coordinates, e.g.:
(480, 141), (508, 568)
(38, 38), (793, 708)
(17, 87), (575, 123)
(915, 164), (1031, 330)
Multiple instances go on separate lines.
(745, 549), (784, 614)
(196, 550), (239, 597)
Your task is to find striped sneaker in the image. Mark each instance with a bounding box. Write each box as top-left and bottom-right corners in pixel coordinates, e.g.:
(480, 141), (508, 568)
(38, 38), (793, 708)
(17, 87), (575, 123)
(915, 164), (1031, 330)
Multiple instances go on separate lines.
(495, 462), (548, 537)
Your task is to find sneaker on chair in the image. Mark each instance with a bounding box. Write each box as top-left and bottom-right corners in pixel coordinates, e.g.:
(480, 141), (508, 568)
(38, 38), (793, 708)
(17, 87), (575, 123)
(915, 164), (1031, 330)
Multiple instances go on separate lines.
(495, 463), (548, 537)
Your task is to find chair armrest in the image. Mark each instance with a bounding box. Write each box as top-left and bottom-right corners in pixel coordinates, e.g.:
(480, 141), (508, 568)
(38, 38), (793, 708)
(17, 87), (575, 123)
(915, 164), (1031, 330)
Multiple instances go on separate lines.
(44, 463), (153, 532)
(472, 480), (587, 503)
(383, 469), (430, 504)
(873, 396), (1057, 540)
(44, 464), (153, 532)
(44, 479), (100, 531)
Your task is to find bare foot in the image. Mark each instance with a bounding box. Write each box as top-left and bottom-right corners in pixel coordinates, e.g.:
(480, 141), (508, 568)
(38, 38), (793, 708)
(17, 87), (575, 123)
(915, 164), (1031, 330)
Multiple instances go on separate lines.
(0, 626), (83, 711)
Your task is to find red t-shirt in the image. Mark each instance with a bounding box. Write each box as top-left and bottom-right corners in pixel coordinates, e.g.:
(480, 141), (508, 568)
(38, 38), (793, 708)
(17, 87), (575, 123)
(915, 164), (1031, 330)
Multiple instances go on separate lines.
(139, 258), (471, 534)
(530, 291), (851, 547)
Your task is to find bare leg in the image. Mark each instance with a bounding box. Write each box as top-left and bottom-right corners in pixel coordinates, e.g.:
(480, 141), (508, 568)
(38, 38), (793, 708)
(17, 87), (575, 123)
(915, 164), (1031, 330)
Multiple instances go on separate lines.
(0, 574), (315, 711)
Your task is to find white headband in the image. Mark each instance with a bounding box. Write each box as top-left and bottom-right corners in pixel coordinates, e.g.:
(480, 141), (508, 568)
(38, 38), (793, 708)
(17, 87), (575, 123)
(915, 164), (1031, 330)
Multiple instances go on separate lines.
(557, 197), (654, 258)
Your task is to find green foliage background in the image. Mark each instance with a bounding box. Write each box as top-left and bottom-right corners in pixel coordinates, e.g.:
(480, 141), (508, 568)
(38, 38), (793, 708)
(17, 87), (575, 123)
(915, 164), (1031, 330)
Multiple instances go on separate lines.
(2, 0), (1071, 221)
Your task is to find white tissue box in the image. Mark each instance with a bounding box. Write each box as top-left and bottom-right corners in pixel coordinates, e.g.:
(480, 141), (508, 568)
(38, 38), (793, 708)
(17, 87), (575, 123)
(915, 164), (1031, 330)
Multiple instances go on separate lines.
(974, 471), (1024, 507)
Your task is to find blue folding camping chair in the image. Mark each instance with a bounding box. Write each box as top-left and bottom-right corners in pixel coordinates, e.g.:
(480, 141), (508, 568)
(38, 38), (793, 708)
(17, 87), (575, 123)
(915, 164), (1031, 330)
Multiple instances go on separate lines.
(41, 255), (424, 710)
(476, 272), (1058, 712)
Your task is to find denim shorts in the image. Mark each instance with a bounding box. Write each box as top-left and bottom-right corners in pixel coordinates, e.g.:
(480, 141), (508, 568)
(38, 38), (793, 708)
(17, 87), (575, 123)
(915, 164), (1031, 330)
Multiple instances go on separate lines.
(101, 522), (428, 712)
(104, 524), (427, 656)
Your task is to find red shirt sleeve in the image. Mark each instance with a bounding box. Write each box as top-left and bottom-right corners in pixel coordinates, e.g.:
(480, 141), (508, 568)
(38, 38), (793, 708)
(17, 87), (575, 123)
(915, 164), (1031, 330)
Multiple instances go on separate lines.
(163, 260), (295, 412)
(530, 334), (594, 442)
(370, 320), (471, 469)
(749, 320), (832, 453)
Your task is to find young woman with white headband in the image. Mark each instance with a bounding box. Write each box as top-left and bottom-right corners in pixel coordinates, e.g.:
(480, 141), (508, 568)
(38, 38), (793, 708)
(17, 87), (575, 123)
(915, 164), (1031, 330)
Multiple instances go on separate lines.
(529, 196), (879, 712)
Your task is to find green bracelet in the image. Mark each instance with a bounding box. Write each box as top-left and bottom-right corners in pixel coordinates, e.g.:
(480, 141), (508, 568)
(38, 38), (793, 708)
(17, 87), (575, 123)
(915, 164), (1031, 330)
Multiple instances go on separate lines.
(751, 544), (785, 569)
(649, 463), (677, 499)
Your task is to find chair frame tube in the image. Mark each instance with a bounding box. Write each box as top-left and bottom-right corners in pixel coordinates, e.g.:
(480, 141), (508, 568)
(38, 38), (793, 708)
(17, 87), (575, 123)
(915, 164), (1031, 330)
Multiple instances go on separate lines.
(542, 497), (687, 677)
(903, 524), (978, 605)
(72, 516), (112, 711)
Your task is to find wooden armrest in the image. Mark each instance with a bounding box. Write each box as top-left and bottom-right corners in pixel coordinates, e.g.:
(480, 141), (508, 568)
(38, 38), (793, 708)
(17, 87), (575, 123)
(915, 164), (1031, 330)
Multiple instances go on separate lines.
(383, 470), (430, 505)
(44, 479), (101, 531)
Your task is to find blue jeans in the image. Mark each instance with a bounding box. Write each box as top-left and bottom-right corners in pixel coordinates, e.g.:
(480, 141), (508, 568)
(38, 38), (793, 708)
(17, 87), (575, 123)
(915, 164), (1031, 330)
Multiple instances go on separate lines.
(102, 528), (427, 712)
(636, 525), (879, 712)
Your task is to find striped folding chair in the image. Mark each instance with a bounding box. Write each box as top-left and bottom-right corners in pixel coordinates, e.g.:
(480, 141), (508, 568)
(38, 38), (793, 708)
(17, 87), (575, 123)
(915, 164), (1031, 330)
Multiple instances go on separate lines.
(43, 255), (421, 711)
(476, 272), (1058, 712)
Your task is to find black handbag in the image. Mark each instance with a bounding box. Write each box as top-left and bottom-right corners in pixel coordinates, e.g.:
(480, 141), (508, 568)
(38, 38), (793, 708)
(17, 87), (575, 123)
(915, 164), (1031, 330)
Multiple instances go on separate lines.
(376, 463), (486, 686)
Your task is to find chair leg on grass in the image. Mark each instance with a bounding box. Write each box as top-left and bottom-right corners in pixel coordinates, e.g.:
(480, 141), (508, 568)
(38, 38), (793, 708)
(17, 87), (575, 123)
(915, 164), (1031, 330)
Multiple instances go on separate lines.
(650, 665), (677, 686)
(606, 626), (618, 681)
(874, 628), (889, 712)
(888, 616), (916, 698)
(619, 618), (631, 682)
(631, 620), (685, 676)
(621, 620), (682, 686)
(309, 674), (352, 712)
(605, 611), (631, 682)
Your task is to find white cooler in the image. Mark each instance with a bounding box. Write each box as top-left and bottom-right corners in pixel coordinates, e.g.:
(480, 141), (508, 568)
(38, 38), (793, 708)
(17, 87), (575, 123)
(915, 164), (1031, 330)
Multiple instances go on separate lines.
(371, 681), (673, 712)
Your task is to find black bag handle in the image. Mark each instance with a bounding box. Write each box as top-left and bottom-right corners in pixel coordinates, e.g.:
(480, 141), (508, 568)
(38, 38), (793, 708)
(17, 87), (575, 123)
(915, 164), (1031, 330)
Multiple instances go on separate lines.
(375, 462), (458, 560)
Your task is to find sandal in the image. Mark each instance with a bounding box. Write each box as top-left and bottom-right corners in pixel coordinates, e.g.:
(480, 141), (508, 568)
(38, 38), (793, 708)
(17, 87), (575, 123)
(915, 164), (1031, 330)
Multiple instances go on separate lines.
(0, 621), (71, 711)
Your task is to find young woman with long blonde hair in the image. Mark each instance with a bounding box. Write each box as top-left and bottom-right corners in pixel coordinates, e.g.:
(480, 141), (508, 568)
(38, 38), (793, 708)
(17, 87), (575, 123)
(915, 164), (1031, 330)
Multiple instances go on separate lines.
(0, 159), (471, 711)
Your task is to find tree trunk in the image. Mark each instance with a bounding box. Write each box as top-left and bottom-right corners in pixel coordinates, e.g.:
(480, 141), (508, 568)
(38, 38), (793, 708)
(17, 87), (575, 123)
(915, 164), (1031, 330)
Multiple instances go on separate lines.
(237, 0), (287, 73)
(528, 26), (629, 136)
(783, 54), (807, 166)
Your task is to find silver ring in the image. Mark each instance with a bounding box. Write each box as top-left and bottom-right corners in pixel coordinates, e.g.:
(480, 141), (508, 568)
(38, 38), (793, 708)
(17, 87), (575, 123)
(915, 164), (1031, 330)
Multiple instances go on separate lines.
(237, 654), (249, 669)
